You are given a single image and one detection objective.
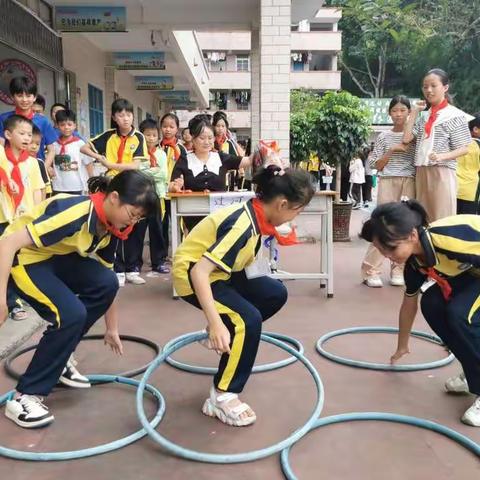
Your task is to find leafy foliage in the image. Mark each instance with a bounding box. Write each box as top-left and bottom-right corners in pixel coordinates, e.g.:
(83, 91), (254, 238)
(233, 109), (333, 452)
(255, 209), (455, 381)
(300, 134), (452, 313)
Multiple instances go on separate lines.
(327, 0), (480, 112)
(312, 91), (371, 169)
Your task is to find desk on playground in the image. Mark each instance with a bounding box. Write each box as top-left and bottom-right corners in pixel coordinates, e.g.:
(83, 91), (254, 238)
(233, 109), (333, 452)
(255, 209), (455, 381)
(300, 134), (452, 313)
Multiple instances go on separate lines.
(169, 191), (335, 298)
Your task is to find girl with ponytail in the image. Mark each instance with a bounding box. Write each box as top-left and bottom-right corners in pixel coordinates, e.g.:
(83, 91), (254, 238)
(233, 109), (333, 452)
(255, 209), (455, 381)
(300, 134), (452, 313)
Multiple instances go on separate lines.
(172, 165), (313, 427)
(0, 170), (158, 429)
(361, 199), (480, 426)
(402, 69), (471, 221)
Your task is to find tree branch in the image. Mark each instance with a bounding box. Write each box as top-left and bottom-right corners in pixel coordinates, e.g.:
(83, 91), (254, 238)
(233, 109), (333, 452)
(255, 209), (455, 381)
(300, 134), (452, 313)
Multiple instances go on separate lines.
(339, 57), (374, 97)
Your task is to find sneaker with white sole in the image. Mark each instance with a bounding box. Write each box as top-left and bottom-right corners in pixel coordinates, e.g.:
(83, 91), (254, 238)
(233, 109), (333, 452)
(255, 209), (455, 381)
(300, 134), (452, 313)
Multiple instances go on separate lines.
(58, 355), (90, 388)
(461, 397), (480, 426)
(5, 394), (54, 428)
(364, 276), (383, 288)
(445, 371), (469, 394)
(125, 272), (146, 285)
(117, 273), (126, 287)
(390, 274), (405, 287)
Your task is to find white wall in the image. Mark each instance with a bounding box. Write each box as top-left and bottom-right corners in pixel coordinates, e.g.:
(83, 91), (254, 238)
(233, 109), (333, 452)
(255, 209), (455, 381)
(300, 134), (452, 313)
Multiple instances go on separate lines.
(62, 35), (157, 137)
(0, 44), (56, 114)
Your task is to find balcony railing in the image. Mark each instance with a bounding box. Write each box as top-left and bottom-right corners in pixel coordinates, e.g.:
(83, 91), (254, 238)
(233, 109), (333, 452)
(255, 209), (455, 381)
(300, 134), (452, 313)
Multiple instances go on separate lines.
(0, 0), (62, 70)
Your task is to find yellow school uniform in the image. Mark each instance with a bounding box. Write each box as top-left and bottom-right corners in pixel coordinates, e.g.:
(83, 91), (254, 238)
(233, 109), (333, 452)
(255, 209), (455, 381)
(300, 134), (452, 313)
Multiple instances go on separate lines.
(0, 150), (44, 224)
(172, 199), (260, 297)
(457, 140), (480, 202)
(5, 194), (117, 269)
(89, 128), (148, 177)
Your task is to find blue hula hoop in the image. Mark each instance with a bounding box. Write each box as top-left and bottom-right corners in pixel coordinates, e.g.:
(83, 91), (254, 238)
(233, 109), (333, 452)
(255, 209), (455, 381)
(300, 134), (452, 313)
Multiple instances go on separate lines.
(163, 331), (304, 374)
(136, 331), (324, 463)
(0, 375), (165, 461)
(280, 412), (480, 479)
(316, 326), (455, 371)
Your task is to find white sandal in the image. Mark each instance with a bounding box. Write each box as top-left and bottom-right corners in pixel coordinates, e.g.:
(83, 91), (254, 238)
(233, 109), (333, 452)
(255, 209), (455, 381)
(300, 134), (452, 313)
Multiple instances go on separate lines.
(202, 387), (256, 427)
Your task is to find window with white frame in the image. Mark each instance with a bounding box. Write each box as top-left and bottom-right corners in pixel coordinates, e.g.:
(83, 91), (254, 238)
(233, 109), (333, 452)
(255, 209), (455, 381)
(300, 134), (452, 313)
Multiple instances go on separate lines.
(236, 54), (250, 72)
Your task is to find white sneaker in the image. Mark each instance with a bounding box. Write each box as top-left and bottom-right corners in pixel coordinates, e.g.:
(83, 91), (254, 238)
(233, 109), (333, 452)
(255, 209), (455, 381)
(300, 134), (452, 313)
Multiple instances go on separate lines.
(126, 272), (146, 285)
(445, 372), (469, 394)
(364, 276), (383, 288)
(5, 394), (54, 428)
(117, 273), (126, 287)
(390, 274), (405, 287)
(58, 355), (90, 388)
(461, 397), (480, 426)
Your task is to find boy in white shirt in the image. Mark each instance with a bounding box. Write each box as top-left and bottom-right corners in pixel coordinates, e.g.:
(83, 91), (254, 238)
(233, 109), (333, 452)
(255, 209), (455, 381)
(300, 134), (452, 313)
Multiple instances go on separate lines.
(50, 110), (93, 195)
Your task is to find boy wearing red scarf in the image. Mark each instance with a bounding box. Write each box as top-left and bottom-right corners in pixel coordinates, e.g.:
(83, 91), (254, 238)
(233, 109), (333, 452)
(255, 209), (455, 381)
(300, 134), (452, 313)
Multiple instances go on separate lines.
(0, 115), (44, 320)
(50, 109), (93, 195)
(0, 77), (57, 173)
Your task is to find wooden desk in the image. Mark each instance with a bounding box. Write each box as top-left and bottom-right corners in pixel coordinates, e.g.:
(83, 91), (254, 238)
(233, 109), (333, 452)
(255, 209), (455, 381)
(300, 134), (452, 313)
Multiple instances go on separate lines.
(169, 191), (335, 298)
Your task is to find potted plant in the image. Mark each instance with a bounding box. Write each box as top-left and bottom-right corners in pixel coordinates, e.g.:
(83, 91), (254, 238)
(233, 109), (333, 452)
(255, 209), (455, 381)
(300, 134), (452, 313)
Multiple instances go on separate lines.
(313, 91), (371, 241)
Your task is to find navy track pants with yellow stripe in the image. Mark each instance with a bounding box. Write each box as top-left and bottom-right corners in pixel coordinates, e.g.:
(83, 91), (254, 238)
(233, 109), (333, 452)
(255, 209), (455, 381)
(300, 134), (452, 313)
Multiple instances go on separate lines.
(10, 253), (118, 396)
(421, 273), (480, 395)
(182, 272), (288, 393)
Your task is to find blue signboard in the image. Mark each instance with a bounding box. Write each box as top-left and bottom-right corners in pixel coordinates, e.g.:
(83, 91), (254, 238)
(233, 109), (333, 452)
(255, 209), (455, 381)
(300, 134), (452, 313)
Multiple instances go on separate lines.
(134, 76), (174, 91)
(158, 90), (190, 101)
(55, 6), (126, 32)
(113, 52), (165, 70)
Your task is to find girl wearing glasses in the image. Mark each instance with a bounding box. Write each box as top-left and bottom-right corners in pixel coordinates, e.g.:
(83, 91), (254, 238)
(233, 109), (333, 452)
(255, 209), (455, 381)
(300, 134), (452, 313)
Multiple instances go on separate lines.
(0, 170), (158, 429)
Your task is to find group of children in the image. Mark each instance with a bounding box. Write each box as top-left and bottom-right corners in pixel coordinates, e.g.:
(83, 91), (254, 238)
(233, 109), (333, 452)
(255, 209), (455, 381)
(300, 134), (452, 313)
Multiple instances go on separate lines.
(0, 74), (310, 430)
(1, 67), (480, 434)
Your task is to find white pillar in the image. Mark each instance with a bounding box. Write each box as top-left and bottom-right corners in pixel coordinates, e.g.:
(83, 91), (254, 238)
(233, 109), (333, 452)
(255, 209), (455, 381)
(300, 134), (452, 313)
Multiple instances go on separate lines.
(259, 0), (291, 164)
(250, 28), (260, 148)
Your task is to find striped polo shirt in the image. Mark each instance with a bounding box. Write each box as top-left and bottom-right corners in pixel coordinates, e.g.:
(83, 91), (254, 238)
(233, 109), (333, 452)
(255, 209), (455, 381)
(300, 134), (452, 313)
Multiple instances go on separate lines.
(4, 194), (117, 268)
(412, 105), (472, 170)
(369, 130), (416, 177)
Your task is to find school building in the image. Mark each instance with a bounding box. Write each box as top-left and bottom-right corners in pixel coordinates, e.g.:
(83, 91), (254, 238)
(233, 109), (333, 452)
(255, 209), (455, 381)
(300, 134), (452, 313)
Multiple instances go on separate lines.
(0, 0), (341, 161)
(178, 8), (342, 143)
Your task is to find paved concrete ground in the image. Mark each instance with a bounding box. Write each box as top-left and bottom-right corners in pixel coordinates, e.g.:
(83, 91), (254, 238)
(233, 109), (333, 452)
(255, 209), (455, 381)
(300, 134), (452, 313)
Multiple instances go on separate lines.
(0, 209), (479, 479)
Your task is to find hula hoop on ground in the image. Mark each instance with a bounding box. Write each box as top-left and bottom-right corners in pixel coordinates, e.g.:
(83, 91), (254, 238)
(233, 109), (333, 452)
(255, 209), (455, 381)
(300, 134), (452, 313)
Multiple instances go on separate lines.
(0, 375), (165, 461)
(4, 334), (161, 382)
(136, 331), (324, 463)
(163, 331), (304, 375)
(280, 412), (480, 480)
(316, 326), (455, 371)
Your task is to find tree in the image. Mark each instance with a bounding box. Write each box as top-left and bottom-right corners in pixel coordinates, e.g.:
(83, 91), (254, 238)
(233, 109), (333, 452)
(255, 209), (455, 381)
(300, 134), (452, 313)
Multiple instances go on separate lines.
(328, 0), (420, 98)
(290, 90), (322, 165)
(312, 91), (371, 201)
(327, 0), (480, 112)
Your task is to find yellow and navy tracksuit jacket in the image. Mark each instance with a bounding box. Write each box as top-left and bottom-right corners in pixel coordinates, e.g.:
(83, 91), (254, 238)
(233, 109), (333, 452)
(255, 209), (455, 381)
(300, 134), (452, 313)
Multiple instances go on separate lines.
(4, 194), (117, 269)
(405, 215), (480, 302)
(173, 199), (261, 296)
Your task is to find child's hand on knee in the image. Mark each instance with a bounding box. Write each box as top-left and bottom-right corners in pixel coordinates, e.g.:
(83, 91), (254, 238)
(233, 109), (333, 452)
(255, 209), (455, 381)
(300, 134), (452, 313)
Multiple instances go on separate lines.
(209, 322), (231, 354)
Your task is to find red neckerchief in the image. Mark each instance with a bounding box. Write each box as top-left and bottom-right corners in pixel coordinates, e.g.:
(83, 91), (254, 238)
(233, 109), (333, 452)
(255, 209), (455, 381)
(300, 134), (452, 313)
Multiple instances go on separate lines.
(161, 138), (181, 161)
(215, 134), (227, 151)
(57, 135), (80, 155)
(424, 99), (448, 138)
(0, 166), (15, 204)
(89, 192), (134, 240)
(14, 108), (34, 120)
(252, 198), (298, 246)
(117, 135), (128, 164)
(5, 145), (29, 209)
(420, 267), (452, 301)
(148, 146), (158, 167)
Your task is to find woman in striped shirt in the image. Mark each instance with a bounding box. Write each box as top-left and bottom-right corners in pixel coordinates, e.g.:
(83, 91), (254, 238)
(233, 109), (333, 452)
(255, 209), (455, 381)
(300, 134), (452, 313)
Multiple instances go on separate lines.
(403, 69), (471, 222)
(361, 95), (416, 288)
